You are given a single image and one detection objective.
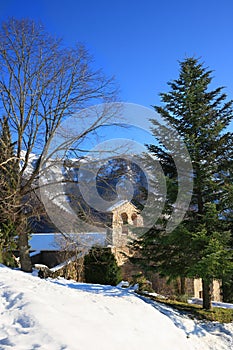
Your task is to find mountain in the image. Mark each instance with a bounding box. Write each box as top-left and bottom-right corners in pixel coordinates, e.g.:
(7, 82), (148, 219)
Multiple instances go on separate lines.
(22, 153), (148, 232)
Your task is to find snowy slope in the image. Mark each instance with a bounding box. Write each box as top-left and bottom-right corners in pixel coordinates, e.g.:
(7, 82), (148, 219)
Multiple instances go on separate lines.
(0, 265), (232, 350)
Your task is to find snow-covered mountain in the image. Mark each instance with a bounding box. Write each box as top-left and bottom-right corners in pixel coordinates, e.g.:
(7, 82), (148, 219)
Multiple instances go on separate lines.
(0, 265), (232, 350)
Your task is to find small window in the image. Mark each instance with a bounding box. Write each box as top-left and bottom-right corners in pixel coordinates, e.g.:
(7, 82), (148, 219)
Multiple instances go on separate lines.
(121, 213), (128, 225)
(121, 213), (128, 234)
(131, 213), (137, 226)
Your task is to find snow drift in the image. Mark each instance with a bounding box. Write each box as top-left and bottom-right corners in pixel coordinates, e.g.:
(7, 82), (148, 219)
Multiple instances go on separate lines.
(0, 265), (232, 350)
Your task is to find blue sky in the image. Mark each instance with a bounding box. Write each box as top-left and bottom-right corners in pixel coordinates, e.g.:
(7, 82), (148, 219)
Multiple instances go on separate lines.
(1, 0), (233, 131)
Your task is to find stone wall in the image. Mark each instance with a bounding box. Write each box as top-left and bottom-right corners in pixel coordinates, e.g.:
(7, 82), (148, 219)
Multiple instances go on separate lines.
(193, 278), (222, 301)
(111, 201), (143, 247)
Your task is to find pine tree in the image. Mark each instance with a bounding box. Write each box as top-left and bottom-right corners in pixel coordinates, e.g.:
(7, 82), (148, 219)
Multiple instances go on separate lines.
(0, 116), (18, 266)
(139, 58), (233, 309)
(221, 156), (233, 301)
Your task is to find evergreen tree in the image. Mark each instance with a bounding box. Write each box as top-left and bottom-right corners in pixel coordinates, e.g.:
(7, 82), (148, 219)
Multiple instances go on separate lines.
(137, 58), (233, 309)
(221, 157), (233, 301)
(0, 116), (18, 266)
(84, 247), (122, 286)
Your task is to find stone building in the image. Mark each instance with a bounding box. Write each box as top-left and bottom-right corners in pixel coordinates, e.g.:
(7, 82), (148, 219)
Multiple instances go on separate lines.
(105, 200), (222, 302)
(106, 200), (143, 249)
(29, 199), (222, 301)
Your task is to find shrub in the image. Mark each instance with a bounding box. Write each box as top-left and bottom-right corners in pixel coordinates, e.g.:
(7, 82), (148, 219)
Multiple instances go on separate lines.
(171, 294), (191, 303)
(131, 273), (154, 293)
(84, 247), (122, 286)
(0, 222), (17, 267)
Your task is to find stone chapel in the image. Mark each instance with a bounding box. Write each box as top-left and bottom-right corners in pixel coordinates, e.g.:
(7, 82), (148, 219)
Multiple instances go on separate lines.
(105, 200), (222, 302)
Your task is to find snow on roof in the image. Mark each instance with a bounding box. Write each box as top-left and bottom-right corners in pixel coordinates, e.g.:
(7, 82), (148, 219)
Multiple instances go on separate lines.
(50, 252), (84, 272)
(29, 250), (41, 257)
(29, 232), (106, 251)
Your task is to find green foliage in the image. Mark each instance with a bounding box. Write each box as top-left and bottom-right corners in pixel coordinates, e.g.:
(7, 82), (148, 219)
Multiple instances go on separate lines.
(0, 117), (18, 195)
(0, 221), (17, 267)
(134, 57), (233, 309)
(0, 117), (19, 266)
(172, 294), (191, 303)
(84, 247), (122, 286)
(222, 274), (233, 303)
(187, 203), (233, 280)
(131, 273), (154, 292)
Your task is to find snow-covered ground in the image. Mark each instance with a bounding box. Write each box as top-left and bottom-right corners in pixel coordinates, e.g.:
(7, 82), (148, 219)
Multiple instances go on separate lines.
(0, 265), (232, 350)
(188, 298), (233, 309)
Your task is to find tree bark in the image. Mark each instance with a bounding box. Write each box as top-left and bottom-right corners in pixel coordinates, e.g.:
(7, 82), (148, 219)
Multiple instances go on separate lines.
(18, 231), (32, 272)
(202, 278), (212, 310)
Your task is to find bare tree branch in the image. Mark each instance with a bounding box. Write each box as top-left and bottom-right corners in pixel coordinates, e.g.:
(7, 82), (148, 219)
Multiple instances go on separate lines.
(0, 18), (119, 271)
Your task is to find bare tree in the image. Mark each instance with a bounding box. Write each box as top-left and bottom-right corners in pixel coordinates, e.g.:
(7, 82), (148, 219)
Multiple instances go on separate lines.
(0, 18), (118, 272)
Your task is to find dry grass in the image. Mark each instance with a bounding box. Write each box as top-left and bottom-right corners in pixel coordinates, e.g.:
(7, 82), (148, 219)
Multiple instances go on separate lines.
(136, 292), (233, 323)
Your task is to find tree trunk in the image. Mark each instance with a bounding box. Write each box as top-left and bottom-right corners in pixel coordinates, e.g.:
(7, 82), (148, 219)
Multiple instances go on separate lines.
(180, 276), (186, 295)
(18, 231), (32, 272)
(202, 278), (212, 310)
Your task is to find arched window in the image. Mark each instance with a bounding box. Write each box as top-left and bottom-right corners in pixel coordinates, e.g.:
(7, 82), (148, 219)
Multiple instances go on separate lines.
(131, 213), (138, 226)
(121, 212), (128, 234)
